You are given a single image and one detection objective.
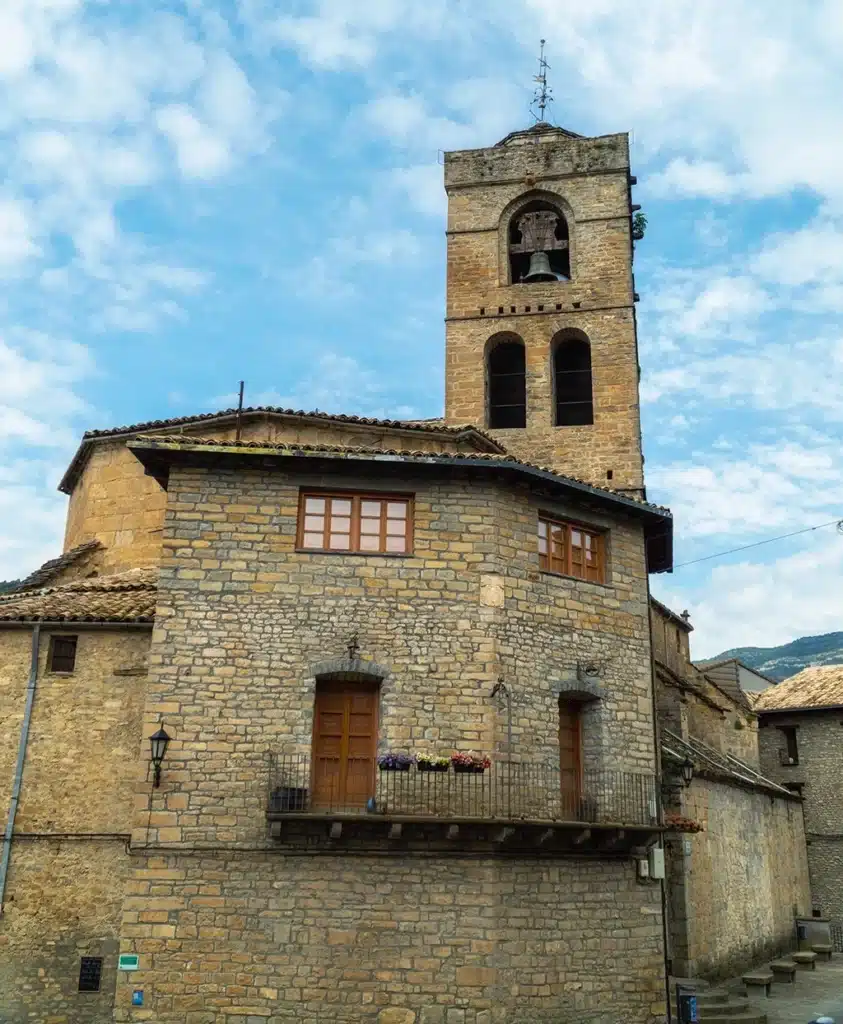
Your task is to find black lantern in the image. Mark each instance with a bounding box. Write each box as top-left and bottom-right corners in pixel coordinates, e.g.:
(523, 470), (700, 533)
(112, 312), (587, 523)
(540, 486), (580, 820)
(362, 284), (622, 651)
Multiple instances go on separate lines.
(149, 725), (171, 788)
(682, 759), (694, 787)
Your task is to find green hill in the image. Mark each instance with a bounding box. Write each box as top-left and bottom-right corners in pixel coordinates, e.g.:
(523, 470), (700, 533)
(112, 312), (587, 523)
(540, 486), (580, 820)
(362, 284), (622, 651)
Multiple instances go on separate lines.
(711, 632), (843, 682)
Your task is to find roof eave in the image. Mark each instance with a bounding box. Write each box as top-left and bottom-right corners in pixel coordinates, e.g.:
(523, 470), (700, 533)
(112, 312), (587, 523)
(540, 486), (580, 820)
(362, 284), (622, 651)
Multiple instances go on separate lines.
(757, 702), (843, 716)
(58, 410), (506, 495)
(127, 438), (674, 573)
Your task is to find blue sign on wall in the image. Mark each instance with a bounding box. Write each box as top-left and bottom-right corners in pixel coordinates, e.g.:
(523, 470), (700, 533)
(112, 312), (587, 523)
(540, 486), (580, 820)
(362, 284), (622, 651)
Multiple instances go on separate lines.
(132, 990), (144, 1007)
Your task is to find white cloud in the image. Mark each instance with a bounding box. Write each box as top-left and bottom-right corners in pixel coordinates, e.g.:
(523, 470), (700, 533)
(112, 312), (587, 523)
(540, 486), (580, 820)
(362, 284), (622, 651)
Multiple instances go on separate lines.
(156, 105), (232, 179)
(0, 198), (40, 271)
(653, 530), (843, 657)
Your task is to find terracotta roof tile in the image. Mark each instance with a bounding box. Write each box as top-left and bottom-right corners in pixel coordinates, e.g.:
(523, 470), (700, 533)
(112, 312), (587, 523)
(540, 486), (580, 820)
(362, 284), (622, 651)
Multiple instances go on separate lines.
(0, 568), (156, 623)
(14, 540), (102, 592)
(133, 434), (671, 515)
(754, 665), (843, 711)
(59, 407), (504, 495)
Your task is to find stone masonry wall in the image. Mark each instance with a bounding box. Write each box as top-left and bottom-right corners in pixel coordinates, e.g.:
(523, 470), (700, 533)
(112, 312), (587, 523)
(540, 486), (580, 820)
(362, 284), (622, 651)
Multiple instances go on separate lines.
(113, 853), (666, 1024)
(666, 778), (810, 980)
(114, 458), (664, 1022)
(759, 713), (843, 924)
(63, 421), (494, 574)
(0, 628), (150, 1022)
(444, 132), (643, 493)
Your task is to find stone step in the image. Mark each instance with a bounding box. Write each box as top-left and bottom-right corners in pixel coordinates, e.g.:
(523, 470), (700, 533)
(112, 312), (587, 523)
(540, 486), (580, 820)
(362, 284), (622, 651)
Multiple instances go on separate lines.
(699, 1003), (755, 1020)
(698, 1011), (767, 1024)
(696, 990), (736, 1005)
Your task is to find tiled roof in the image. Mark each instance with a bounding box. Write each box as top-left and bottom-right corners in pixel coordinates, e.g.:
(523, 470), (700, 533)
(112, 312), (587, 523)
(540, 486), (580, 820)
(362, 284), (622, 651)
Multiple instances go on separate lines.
(753, 665), (843, 712)
(0, 568), (157, 623)
(14, 540), (102, 592)
(662, 729), (794, 798)
(59, 407), (504, 495)
(651, 597), (693, 632)
(130, 434), (671, 516)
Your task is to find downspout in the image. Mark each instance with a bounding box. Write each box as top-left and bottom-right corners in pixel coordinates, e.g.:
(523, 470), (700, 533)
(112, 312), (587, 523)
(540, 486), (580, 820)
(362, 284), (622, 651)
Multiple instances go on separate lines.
(0, 623), (41, 914)
(646, 588), (672, 1024)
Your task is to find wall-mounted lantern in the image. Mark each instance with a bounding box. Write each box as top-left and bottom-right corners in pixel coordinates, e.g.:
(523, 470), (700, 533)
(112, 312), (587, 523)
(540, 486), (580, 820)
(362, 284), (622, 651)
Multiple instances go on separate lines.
(149, 725), (171, 788)
(681, 759), (694, 787)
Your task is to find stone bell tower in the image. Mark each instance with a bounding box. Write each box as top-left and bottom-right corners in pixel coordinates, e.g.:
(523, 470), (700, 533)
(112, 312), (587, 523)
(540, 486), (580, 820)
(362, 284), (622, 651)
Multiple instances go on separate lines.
(443, 121), (645, 497)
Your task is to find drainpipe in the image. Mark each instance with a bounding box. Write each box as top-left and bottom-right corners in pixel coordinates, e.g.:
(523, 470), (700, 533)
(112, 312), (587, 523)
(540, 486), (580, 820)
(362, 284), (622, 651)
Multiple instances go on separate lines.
(646, 586), (672, 1024)
(0, 623), (41, 914)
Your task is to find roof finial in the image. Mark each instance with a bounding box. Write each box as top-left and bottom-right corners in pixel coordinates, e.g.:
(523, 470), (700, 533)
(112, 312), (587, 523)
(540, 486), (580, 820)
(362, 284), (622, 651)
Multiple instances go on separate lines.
(530, 39), (553, 123)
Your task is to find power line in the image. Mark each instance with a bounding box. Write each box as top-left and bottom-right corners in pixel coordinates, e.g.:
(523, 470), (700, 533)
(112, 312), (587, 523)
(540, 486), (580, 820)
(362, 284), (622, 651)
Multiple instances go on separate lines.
(673, 518), (843, 570)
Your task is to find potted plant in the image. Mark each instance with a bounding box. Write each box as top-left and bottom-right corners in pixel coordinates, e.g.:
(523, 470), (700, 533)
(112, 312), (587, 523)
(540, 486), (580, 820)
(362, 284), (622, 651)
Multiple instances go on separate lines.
(451, 751), (491, 774)
(377, 752), (415, 772)
(416, 752), (450, 773)
(664, 812), (704, 833)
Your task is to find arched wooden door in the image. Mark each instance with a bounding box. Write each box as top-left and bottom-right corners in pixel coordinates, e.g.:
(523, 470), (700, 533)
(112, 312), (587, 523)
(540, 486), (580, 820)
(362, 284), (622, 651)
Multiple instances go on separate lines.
(311, 681), (378, 809)
(558, 700), (582, 819)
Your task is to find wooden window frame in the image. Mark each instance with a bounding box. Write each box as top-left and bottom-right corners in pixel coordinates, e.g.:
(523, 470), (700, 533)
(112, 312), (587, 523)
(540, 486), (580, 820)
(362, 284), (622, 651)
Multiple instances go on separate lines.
(296, 490), (414, 556)
(538, 514), (606, 584)
(48, 634), (78, 674)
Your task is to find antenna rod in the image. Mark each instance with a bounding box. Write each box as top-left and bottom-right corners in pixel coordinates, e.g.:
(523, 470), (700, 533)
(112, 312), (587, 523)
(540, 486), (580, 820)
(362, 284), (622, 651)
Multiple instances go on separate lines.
(235, 380), (244, 441)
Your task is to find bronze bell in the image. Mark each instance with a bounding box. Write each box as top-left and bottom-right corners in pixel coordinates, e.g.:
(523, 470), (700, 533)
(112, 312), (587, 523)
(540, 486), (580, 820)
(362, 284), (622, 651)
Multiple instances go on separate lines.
(521, 250), (558, 283)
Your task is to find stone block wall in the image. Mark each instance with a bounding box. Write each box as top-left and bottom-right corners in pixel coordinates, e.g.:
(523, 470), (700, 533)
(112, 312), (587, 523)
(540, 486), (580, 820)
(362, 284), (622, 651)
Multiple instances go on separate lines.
(665, 777), (810, 979)
(62, 420), (498, 574)
(759, 712), (843, 924)
(0, 627), (150, 1020)
(113, 457), (664, 1022)
(112, 853), (666, 1024)
(137, 462), (655, 848)
(443, 132), (643, 493)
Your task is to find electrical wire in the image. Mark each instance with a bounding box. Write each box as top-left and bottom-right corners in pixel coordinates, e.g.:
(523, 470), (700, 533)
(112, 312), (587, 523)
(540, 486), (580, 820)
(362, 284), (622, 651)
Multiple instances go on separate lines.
(673, 518), (843, 570)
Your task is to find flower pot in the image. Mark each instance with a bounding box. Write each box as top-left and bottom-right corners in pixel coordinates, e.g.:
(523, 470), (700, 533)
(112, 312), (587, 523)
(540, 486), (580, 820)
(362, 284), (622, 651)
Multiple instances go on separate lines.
(379, 763), (411, 772)
(453, 764), (485, 774)
(417, 762), (449, 773)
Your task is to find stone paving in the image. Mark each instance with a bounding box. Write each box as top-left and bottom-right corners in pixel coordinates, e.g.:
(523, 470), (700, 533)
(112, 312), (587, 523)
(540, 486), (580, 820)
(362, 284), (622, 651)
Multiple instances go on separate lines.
(727, 956), (843, 1024)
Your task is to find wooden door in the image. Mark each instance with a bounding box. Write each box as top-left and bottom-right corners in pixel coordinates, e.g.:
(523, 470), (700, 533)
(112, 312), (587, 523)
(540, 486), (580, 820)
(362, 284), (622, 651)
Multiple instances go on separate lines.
(558, 700), (582, 818)
(312, 682), (378, 809)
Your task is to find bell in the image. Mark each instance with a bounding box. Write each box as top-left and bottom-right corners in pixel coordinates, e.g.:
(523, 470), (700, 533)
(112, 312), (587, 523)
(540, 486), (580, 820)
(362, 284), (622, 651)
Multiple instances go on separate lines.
(521, 251), (558, 283)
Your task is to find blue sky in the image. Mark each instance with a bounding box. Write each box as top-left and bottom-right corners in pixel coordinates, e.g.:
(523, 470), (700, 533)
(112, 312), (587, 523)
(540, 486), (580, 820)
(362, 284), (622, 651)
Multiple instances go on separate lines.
(2, 0), (842, 657)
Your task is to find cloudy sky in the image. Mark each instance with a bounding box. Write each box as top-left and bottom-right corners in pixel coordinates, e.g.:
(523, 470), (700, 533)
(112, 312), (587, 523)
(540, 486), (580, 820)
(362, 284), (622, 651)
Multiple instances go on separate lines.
(2, 0), (842, 657)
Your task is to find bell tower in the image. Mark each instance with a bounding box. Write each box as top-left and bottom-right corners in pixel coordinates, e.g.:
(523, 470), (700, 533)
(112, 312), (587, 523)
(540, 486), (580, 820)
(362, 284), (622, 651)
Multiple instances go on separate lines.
(443, 121), (645, 497)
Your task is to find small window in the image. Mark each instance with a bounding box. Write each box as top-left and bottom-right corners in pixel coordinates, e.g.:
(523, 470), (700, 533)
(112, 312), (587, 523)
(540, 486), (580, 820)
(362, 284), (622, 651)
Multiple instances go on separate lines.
(554, 334), (593, 426)
(779, 726), (799, 765)
(48, 635), (78, 673)
(78, 957), (103, 992)
(487, 336), (526, 429)
(538, 516), (605, 583)
(297, 493), (412, 555)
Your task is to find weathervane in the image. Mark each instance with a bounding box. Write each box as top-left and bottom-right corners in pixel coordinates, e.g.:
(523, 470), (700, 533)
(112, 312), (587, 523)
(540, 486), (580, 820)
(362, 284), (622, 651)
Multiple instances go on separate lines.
(530, 39), (553, 123)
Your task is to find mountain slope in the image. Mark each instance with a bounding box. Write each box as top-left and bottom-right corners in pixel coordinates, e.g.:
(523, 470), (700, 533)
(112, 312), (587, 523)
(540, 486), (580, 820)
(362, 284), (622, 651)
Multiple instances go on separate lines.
(710, 632), (843, 682)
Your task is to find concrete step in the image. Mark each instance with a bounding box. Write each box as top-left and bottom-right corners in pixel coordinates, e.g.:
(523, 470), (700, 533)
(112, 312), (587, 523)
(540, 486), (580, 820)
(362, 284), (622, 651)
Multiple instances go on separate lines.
(699, 1001), (752, 1017)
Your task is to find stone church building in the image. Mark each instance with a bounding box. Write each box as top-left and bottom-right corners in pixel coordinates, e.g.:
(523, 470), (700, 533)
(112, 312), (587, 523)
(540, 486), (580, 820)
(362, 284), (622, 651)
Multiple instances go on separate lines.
(3, 121), (692, 1023)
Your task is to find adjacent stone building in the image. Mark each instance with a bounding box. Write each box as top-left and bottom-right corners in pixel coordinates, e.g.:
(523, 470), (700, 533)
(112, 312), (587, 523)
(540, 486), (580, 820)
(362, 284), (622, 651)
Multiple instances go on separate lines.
(755, 666), (843, 952)
(651, 601), (811, 980)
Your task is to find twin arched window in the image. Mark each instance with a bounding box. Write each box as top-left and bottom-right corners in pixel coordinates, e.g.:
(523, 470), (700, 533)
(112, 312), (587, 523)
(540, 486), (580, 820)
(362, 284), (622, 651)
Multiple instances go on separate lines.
(487, 335), (526, 429)
(486, 331), (593, 429)
(553, 333), (593, 426)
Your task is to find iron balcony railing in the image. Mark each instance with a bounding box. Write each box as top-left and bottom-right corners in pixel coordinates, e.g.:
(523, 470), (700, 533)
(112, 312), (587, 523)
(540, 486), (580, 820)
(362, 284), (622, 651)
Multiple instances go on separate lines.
(267, 754), (658, 827)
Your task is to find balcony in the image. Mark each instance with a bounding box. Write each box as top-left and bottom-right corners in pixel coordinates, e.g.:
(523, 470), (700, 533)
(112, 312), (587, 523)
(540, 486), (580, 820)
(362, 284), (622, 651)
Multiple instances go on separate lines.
(267, 755), (661, 854)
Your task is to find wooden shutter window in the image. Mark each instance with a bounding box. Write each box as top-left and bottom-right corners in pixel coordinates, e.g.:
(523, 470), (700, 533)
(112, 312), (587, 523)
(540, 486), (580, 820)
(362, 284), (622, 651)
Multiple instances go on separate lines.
(298, 493), (412, 555)
(538, 516), (604, 583)
(48, 635), (78, 673)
